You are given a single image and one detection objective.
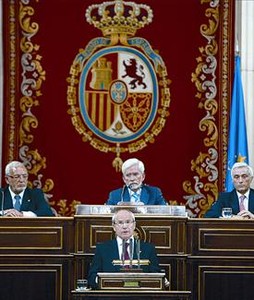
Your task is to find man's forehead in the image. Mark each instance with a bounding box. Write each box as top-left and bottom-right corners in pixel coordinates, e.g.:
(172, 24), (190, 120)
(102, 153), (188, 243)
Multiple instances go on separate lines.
(116, 211), (132, 219)
(233, 167), (248, 174)
(125, 164), (139, 171)
(11, 166), (27, 173)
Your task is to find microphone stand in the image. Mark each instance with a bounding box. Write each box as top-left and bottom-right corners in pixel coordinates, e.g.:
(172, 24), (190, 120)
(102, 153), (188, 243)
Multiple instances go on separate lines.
(118, 185), (126, 204)
(121, 239), (134, 271)
(121, 239), (126, 268)
(129, 238), (133, 269)
(136, 238), (141, 270)
(128, 236), (142, 272)
(1, 190), (4, 217)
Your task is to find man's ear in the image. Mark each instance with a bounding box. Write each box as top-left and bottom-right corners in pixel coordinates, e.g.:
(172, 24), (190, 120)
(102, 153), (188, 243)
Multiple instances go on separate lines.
(122, 176), (127, 185)
(5, 176), (9, 185)
(133, 221), (136, 230)
(142, 173), (146, 181)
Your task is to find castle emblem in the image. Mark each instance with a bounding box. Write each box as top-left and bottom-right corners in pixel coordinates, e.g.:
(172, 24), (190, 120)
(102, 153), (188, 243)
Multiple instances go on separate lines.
(67, 0), (171, 171)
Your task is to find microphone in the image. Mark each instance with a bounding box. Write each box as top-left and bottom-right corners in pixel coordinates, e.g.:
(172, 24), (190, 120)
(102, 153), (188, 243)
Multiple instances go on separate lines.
(0, 189), (4, 217)
(127, 183), (134, 190)
(120, 185), (126, 203)
(129, 238), (133, 268)
(118, 184), (144, 205)
(121, 239), (126, 267)
(136, 237), (141, 269)
(128, 183), (144, 191)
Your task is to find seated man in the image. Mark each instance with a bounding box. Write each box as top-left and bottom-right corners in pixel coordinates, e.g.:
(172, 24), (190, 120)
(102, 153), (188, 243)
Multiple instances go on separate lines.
(204, 162), (254, 219)
(0, 161), (54, 217)
(106, 158), (167, 205)
(87, 209), (161, 289)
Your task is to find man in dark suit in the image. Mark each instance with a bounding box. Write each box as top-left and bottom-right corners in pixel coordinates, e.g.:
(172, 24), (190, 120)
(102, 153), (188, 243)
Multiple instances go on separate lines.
(0, 161), (54, 217)
(106, 158), (167, 205)
(204, 162), (254, 219)
(87, 209), (161, 289)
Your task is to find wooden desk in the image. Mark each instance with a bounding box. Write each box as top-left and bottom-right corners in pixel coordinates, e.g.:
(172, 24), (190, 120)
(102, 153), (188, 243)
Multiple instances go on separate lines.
(71, 290), (191, 300)
(187, 218), (254, 300)
(75, 214), (254, 300)
(0, 217), (74, 300)
(74, 214), (188, 291)
(2, 212), (254, 300)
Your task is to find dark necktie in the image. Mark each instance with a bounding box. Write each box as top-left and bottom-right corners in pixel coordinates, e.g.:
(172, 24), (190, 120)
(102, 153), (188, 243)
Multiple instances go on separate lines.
(14, 195), (21, 211)
(124, 242), (130, 260)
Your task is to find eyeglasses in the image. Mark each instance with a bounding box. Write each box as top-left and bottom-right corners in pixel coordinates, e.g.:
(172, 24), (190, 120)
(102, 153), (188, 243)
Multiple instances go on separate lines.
(7, 174), (29, 180)
(114, 220), (135, 227)
(233, 174), (250, 180)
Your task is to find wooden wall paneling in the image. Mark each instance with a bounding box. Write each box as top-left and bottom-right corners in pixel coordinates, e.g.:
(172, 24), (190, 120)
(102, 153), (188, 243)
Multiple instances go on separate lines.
(187, 219), (254, 300)
(74, 215), (188, 292)
(0, 217), (74, 300)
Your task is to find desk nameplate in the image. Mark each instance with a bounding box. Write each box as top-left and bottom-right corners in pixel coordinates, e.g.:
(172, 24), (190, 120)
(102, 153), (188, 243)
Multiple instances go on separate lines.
(97, 272), (165, 290)
(76, 205), (187, 216)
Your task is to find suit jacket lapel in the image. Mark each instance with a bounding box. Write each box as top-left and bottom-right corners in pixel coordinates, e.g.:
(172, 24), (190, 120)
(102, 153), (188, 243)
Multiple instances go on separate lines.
(20, 188), (30, 210)
(110, 239), (122, 272)
(4, 188), (13, 208)
(248, 189), (254, 211)
(112, 239), (119, 259)
(231, 190), (240, 212)
(122, 188), (130, 202)
(140, 187), (148, 205)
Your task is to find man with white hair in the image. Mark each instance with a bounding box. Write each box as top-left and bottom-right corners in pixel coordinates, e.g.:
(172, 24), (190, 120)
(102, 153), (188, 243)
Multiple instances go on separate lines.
(106, 158), (167, 205)
(204, 162), (254, 219)
(87, 209), (161, 289)
(0, 161), (54, 217)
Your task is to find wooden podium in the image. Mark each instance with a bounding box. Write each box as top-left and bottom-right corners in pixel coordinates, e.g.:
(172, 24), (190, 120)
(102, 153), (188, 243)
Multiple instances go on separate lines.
(71, 290), (191, 300)
(98, 272), (165, 290)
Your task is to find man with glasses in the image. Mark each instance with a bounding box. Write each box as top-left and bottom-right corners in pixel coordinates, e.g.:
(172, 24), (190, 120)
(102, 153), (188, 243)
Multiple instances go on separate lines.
(204, 162), (254, 219)
(106, 158), (167, 205)
(87, 209), (161, 289)
(0, 161), (54, 217)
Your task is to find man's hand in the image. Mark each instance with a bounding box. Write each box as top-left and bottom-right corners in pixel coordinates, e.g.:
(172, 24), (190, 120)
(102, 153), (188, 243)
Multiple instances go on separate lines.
(237, 210), (254, 219)
(4, 209), (23, 217)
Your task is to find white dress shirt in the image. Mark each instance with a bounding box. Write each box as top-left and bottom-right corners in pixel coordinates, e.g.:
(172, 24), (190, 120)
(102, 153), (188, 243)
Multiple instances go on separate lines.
(8, 187), (37, 217)
(116, 236), (134, 260)
(237, 190), (250, 210)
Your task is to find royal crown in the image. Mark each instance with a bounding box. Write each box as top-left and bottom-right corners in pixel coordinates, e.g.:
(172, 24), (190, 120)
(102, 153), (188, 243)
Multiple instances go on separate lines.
(85, 0), (153, 37)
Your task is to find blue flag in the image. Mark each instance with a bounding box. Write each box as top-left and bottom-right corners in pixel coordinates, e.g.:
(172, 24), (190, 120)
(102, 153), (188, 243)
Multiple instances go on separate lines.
(225, 55), (249, 191)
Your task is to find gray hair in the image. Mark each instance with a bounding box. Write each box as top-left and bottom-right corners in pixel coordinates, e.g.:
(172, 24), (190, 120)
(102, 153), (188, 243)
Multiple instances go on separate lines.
(231, 162), (253, 178)
(112, 209), (135, 224)
(5, 161), (26, 176)
(121, 158), (145, 174)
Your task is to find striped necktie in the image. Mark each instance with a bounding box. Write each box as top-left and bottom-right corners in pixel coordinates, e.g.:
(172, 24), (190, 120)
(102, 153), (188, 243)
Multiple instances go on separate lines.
(132, 192), (139, 202)
(14, 195), (21, 211)
(239, 195), (245, 211)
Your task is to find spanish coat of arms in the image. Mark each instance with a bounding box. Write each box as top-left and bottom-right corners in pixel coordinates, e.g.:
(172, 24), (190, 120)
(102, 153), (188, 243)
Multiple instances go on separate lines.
(67, 0), (171, 171)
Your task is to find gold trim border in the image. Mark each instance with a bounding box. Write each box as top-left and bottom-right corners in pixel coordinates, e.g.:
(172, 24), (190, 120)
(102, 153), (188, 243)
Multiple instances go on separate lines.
(183, 0), (233, 217)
